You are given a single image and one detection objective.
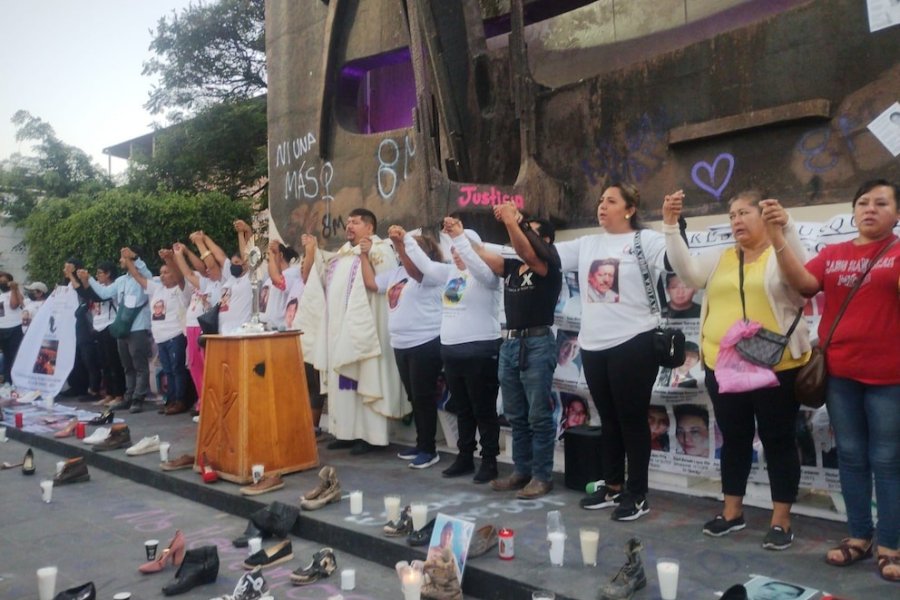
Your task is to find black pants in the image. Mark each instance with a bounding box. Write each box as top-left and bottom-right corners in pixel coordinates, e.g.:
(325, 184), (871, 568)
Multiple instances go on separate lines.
(581, 330), (658, 496)
(77, 336), (102, 394)
(706, 366), (801, 503)
(304, 362), (325, 410)
(96, 328), (125, 396)
(442, 349), (500, 459)
(395, 337), (443, 455)
(0, 325), (23, 383)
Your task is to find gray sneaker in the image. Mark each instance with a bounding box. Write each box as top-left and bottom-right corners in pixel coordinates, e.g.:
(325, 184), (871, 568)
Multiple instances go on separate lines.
(762, 525), (794, 550)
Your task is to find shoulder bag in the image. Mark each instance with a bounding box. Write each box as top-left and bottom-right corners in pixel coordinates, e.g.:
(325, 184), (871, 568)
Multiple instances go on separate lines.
(795, 237), (898, 408)
(108, 297), (147, 339)
(734, 249), (803, 368)
(634, 231), (686, 368)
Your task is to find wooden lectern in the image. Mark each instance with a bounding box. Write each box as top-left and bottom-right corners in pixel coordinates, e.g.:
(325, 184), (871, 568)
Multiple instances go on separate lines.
(195, 331), (319, 484)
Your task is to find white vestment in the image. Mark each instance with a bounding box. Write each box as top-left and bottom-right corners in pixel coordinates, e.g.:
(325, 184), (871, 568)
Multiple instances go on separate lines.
(303, 236), (408, 445)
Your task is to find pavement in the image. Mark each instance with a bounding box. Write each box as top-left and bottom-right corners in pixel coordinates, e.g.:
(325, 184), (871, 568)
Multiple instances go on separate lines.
(0, 397), (888, 600)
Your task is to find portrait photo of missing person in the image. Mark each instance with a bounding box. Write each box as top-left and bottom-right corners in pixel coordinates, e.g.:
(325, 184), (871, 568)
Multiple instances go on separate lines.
(556, 271), (582, 322)
(558, 393), (589, 438)
(284, 297), (299, 330)
(387, 278), (408, 310)
(648, 404), (670, 452)
(655, 341), (700, 389)
(33, 339), (60, 375)
(554, 329), (582, 383)
(258, 284), (270, 313)
(586, 258), (619, 303)
(663, 273), (700, 319)
(151, 298), (166, 321)
(743, 576), (816, 600)
(674, 403), (710, 458)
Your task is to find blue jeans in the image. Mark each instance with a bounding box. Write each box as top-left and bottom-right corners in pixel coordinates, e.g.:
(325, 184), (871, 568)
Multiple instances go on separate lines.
(157, 334), (188, 405)
(499, 334), (557, 482)
(827, 376), (900, 550)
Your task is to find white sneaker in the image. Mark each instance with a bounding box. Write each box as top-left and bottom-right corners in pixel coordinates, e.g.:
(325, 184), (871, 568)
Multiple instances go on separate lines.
(192, 415), (200, 424)
(83, 427), (111, 445)
(126, 435), (161, 456)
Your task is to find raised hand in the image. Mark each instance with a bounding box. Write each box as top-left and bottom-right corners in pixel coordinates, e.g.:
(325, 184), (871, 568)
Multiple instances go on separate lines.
(443, 216), (464, 238)
(662, 190), (685, 225)
(358, 236), (373, 255)
(388, 225), (406, 242)
(233, 219), (251, 233)
(76, 269), (90, 283)
(173, 242), (186, 254)
(158, 248), (174, 261)
(493, 202), (520, 224)
(300, 233), (318, 253)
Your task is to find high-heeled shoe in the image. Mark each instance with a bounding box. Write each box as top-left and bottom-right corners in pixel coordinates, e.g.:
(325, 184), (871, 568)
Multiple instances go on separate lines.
(200, 452), (218, 484)
(139, 530), (185, 574)
(54, 419), (79, 439)
(87, 409), (114, 425)
(22, 448), (35, 475)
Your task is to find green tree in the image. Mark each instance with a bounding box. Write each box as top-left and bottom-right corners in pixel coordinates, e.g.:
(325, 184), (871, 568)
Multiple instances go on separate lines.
(24, 189), (251, 284)
(142, 0), (266, 117)
(0, 111), (110, 222)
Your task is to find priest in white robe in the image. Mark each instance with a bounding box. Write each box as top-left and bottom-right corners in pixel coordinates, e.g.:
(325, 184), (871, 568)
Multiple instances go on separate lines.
(301, 208), (408, 453)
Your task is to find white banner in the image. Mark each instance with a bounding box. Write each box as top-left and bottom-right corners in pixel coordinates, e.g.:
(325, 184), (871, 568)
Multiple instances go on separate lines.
(12, 285), (79, 397)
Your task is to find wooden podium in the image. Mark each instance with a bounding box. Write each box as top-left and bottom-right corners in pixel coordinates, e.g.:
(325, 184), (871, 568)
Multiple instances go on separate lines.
(195, 331), (319, 484)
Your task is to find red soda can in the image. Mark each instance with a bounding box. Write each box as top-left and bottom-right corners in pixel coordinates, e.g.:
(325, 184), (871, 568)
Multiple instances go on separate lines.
(498, 528), (514, 560)
(14, 412), (23, 428)
(75, 422), (86, 439)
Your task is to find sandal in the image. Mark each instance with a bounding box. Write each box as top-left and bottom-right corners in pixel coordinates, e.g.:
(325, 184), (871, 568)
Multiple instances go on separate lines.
(290, 547), (337, 586)
(825, 538), (873, 566)
(878, 554), (900, 582)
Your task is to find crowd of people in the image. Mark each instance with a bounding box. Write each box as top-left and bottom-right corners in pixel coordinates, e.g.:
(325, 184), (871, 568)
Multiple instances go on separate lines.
(8, 178), (899, 583)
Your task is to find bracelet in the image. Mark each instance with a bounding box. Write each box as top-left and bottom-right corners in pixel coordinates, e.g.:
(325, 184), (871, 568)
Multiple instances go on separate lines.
(775, 244), (787, 254)
(199, 250), (212, 260)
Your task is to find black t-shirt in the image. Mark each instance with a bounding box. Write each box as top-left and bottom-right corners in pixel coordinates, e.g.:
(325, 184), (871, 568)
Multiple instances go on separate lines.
(503, 255), (562, 330)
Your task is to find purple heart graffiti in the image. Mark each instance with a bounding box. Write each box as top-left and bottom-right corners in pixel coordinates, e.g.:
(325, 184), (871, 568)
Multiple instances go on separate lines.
(691, 153), (735, 201)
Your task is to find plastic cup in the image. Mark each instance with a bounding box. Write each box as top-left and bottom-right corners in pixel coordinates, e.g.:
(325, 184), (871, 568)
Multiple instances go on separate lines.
(548, 531), (566, 566)
(145, 539), (159, 561)
(410, 503), (428, 531)
(533, 593), (556, 600)
(0, 426), (7, 441)
(158, 442), (171, 462)
(251, 463), (265, 484)
(36, 566), (57, 600)
(40, 480), (54, 503)
(341, 568), (356, 591)
(384, 495), (401, 522)
(349, 490), (363, 515)
(579, 528), (599, 567)
(56, 461), (66, 475)
(248, 537), (262, 555)
(657, 558), (680, 600)
(43, 396), (54, 410)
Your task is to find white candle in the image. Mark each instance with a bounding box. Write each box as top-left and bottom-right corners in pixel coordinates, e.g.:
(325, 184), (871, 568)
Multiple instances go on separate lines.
(401, 570), (423, 600)
(656, 559), (680, 600)
(579, 528), (599, 567)
(340, 568), (355, 591)
(349, 490), (363, 515)
(410, 503), (428, 531)
(548, 531), (566, 566)
(384, 495), (401, 522)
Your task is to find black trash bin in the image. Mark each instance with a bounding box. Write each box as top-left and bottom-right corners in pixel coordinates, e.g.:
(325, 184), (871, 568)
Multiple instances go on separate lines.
(563, 425), (603, 491)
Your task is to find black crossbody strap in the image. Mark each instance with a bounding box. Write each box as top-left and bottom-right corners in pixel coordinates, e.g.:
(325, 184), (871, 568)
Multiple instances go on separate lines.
(633, 231), (662, 317)
(739, 248), (802, 336)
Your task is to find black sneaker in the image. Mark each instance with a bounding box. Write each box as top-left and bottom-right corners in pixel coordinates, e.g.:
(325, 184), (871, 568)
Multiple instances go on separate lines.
(579, 485), (622, 510)
(472, 457), (497, 483)
(703, 514), (746, 537)
(762, 525), (794, 550)
(611, 493), (649, 522)
(442, 454), (475, 478)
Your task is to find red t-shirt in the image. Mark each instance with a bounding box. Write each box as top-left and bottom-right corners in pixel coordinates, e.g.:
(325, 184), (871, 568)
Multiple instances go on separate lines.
(805, 236), (900, 385)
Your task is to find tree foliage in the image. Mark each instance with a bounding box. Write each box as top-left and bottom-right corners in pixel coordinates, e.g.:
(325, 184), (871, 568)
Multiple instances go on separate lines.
(0, 111), (110, 222)
(126, 97), (267, 200)
(24, 189), (251, 284)
(142, 0), (266, 117)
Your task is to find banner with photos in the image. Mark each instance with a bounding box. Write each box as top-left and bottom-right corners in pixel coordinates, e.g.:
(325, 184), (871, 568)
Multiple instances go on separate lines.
(551, 214), (899, 492)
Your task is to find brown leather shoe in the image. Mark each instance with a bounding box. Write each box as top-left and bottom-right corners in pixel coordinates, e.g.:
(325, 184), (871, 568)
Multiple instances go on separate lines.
(54, 457), (90, 485)
(517, 478), (553, 499)
(490, 472), (530, 492)
(93, 424), (131, 452)
(161, 454), (195, 471)
(165, 401), (189, 415)
(468, 525), (498, 558)
(240, 474), (285, 496)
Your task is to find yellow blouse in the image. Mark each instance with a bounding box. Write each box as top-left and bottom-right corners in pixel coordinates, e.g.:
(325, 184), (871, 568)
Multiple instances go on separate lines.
(702, 247), (809, 372)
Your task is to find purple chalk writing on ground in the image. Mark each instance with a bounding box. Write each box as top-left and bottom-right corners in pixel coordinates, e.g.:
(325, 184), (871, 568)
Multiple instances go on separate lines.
(691, 153), (735, 201)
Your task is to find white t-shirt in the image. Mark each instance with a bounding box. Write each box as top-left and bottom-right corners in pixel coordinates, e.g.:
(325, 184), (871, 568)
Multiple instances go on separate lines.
(185, 274), (222, 328)
(0, 289), (22, 328)
(145, 278), (190, 343)
(375, 265), (443, 349)
(218, 270), (252, 334)
(282, 276), (306, 331)
(91, 296), (117, 332)
(556, 229), (667, 351)
(405, 233), (501, 346)
(21, 298), (45, 332)
(262, 265), (301, 328)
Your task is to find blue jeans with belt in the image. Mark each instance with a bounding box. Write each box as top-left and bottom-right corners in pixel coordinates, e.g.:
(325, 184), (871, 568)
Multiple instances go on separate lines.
(827, 375), (900, 550)
(499, 333), (557, 482)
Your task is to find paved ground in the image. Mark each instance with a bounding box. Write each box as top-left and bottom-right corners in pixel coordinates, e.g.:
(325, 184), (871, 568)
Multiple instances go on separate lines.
(0, 398), (889, 600)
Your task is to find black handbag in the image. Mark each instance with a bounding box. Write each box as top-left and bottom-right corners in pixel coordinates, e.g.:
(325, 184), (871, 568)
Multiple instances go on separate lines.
(634, 231), (685, 368)
(108, 298), (147, 339)
(733, 249), (803, 368)
(197, 302), (221, 335)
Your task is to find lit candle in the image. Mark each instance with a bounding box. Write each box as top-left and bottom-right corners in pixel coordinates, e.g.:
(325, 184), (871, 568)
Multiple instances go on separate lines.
(410, 503), (428, 531)
(401, 569), (423, 600)
(349, 490), (363, 515)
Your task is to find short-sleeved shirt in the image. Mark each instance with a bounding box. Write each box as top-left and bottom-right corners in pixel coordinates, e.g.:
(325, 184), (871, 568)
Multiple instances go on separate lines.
(805, 235), (900, 385)
(219, 271), (252, 334)
(503, 255), (561, 330)
(375, 266), (442, 349)
(0, 289), (22, 328)
(145, 279), (190, 343)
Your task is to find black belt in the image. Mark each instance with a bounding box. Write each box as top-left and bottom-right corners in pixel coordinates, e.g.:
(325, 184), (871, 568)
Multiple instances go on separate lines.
(504, 325), (553, 339)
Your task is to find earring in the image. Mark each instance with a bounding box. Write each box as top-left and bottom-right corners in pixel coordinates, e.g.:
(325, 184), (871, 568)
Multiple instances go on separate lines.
(625, 214), (631, 220)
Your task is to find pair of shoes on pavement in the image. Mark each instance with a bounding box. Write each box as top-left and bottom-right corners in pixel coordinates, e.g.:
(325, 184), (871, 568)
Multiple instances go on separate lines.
(441, 454), (498, 483)
(580, 484), (649, 521)
(703, 514), (794, 550)
(397, 446), (440, 469)
(491, 472), (554, 499)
